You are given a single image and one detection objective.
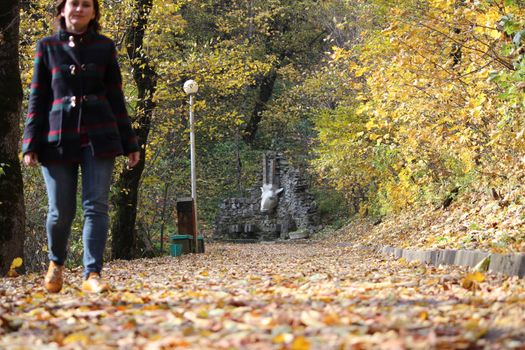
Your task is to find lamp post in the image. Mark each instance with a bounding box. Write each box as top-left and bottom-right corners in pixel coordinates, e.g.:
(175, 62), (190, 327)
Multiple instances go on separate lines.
(183, 79), (199, 252)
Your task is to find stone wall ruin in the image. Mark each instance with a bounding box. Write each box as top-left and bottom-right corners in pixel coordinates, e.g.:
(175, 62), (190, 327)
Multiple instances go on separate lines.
(213, 152), (319, 241)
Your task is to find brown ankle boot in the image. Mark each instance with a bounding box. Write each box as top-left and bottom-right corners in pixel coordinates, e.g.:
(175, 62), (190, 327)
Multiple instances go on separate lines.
(44, 261), (64, 293)
(82, 272), (110, 293)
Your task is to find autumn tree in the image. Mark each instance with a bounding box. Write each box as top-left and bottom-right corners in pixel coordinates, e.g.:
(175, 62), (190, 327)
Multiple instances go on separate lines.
(110, 0), (158, 260)
(0, 0), (25, 275)
(239, 0), (330, 144)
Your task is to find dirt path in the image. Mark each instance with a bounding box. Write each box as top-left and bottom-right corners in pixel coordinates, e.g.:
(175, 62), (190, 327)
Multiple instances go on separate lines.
(1, 242), (525, 349)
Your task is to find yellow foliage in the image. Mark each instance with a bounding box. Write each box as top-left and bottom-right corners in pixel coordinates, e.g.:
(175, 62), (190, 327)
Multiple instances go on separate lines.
(312, 0), (525, 215)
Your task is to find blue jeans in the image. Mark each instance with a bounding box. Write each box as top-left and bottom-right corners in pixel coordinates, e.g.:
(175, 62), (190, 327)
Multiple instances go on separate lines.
(41, 147), (115, 279)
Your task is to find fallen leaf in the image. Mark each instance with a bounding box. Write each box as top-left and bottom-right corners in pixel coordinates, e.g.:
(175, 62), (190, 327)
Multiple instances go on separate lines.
(273, 333), (294, 344)
(62, 332), (90, 345)
(121, 292), (144, 304)
(6, 258), (22, 278)
(10, 258), (23, 269)
(291, 336), (311, 350)
(300, 310), (324, 327)
(461, 271), (486, 290)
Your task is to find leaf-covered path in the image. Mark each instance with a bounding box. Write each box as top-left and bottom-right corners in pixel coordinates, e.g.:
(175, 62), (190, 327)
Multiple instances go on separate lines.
(1, 242), (525, 349)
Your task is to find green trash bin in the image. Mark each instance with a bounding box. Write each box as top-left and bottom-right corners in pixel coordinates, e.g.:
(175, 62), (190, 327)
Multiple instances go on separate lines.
(170, 235), (192, 256)
(170, 244), (183, 257)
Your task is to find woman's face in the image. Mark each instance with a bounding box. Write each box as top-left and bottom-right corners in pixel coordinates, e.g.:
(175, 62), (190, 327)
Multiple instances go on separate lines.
(61, 0), (96, 33)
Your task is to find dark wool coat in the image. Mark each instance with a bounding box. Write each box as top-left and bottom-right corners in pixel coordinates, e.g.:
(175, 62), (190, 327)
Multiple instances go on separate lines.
(22, 27), (139, 164)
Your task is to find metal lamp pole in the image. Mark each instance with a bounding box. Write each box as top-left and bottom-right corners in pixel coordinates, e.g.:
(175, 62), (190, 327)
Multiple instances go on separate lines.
(183, 80), (199, 252)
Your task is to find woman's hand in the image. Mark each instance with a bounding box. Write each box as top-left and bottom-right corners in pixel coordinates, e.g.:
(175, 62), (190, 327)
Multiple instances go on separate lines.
(24, 152), (39, 167)
(127, 151), (140, 169)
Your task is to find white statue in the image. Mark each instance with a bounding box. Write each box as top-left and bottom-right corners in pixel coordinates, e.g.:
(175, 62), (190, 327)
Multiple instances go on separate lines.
(260, 184), (283, 213)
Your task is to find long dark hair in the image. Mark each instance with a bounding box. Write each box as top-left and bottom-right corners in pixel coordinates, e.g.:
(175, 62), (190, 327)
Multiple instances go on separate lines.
(55, 0), (101, 33)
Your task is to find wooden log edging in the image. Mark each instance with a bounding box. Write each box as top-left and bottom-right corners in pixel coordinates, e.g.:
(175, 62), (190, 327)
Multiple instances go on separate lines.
(373, 245), (525, 278)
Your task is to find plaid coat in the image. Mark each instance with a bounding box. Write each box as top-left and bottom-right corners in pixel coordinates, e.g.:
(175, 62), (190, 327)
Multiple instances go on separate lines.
(22, 27), (139, 164)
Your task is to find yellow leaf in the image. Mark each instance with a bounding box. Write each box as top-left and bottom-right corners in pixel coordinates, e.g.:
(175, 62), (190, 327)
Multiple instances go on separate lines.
(121, 292), (144, 304)
(142, 305), (162, 311)
(461, 271), (486, 290)
(291, 336), (311, 350)
(7, 257), (23, 277)
(318, 296), (334, 303)
(32, 293), (45, 299)
(369, 133), (380, 141)
(10, 258), (23, 269)
(398, 258), (408, 265)
(273, 333), (293, 344)
(468, 271), (486, 283)
(354, 66), (368, 77)
(63, 332), (90, 345)
(323, 313), (340, 325)
(464, 318), (488, 339)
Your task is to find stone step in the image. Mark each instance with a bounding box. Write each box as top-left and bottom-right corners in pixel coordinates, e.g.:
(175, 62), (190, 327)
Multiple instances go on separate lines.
(373, 245), (525, 278)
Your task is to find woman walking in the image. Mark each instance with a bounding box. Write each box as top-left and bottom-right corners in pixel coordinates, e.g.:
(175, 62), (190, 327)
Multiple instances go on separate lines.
(22, 0), (140, 293)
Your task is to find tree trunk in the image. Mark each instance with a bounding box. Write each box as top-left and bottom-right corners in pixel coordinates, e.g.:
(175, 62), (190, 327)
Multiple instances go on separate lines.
(110, 0), (157, 260)
(0, 0), (25, 275)
(242, 68), (277, 144)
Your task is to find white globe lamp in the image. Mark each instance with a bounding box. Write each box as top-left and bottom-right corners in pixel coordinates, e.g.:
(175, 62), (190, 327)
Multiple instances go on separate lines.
(183, 80), (199, 95)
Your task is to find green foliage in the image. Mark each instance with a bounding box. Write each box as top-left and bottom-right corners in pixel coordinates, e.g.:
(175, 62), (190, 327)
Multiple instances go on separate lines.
(312, 186), (351, 228)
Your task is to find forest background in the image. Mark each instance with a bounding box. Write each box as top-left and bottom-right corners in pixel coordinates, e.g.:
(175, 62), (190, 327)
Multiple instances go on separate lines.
(1, 0), (525, 274)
